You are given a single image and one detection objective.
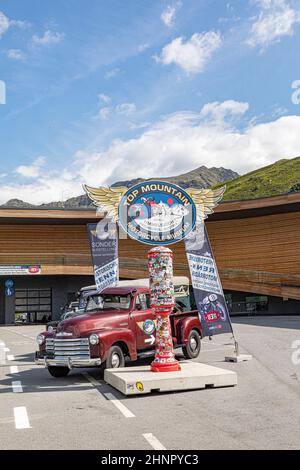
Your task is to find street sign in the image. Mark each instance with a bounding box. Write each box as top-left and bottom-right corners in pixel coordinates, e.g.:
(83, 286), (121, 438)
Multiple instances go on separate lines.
(5, 279), (14, 288)
(5, 286), (14, 297)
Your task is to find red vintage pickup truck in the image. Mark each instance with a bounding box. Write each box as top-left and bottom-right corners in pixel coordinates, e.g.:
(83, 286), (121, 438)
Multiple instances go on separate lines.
(35, 285), (202, 377)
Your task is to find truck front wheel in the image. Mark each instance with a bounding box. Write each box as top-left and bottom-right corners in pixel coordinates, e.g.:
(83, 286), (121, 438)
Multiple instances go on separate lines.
(48, 366), (70, 378)
(182, 330), (201, 359)
(106, 345), (125, 369)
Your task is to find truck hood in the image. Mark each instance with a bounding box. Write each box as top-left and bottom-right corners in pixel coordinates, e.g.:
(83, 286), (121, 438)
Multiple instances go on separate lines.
(56, 310), (127, 337)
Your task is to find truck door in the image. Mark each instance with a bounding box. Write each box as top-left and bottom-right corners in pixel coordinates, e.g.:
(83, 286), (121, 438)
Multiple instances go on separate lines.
(131, 293), (156, 351)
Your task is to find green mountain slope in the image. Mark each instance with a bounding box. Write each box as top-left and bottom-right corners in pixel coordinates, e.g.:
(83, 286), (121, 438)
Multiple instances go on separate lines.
(214, 157), (300, 201)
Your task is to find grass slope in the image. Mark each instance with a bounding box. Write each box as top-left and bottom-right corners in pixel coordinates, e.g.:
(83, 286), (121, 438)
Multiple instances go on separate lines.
(214, 157), (300, 201)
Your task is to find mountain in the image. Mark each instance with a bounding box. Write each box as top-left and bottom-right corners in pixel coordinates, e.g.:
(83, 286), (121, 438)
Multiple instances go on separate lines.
(2, 158), (300, 208)
(111, 166), (239, 190)
(0, 165), (238, 209)
(214, 157), (300, 201)
(1, 199), (36, 208)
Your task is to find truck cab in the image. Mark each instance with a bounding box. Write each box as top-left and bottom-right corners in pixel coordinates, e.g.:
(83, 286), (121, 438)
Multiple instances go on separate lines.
(35, 282), (202, 378)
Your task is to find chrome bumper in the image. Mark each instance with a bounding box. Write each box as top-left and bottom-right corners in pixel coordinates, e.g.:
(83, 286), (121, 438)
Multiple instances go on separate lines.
(35, 355), (101, 369)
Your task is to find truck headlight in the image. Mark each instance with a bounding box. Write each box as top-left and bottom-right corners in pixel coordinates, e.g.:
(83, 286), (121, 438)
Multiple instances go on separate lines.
(47, 325), (54, 334)
(89, 334), (99, 345)
(36, 334), (45, 345)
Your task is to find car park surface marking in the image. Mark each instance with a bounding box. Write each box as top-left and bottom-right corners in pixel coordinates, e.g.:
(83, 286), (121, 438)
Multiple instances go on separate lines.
(7, 355), (14, 361)
(13, 407), (30, 429)
(10, 366), (19, 374)
(0, 341), (6, 365)
(37, 383), (91, 390)
(82, 372), (104, 388)
(143, 433), (166, 450)
(1, 328), (35, 341)
(12, 381), (23, 393)
(1, 319), (300, 450)
(103, 392), (135, 418)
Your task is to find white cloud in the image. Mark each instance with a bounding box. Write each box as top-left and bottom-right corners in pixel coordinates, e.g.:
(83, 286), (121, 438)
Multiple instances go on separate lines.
(0, 11), (10, 38)
(74, 101), (300, 187)
(32, 30), (65, 46)
(10, 19), (31, 29)
(105, 68), (121, 79)
(116, 102), (136, 116)
(2, 101), (300, 204)
(98, 93), (111, 105)
(0, 11), (31, 39)
(97, 101), (137, 120)
(6, 49), (26, 61)
(99, 107), (111, 120)
(128, 121), (150, 130)
(248, 0), (300, 49)
(138, 43), (150, 52)
(200, 100), (250, 122)
(161, 1), (182, 27)
(0, 171), (82, 205)
(155, 31), (222, 74)
(15, 156), (46, 178)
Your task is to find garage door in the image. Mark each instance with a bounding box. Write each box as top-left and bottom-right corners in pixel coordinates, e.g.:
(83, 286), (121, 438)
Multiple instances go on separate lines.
(15, 288), (52, 323)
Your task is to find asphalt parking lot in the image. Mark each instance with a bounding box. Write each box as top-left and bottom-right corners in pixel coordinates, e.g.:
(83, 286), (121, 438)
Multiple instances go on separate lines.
(0, 316), (299, 450)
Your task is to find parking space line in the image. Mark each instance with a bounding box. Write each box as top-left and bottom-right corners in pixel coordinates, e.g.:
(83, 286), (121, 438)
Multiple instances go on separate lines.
(12, 381), (23, 393)
(103, 392), (135, 418)
(202, 347), (231, 352)
(143, 433), (166, 450)
(10, 365), (19, 374)
(1, 328), (35, 341)
(7, 355), (15, 361)
(0, 341), (6, 365)
(82, 372), (104, 387)
(4, 347), (10, 352)
(13, 407), (30, 429)
(38, 384), (89, 389)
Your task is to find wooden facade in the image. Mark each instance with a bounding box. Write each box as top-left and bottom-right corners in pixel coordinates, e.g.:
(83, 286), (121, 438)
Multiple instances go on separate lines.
(0, 192), (299, 300)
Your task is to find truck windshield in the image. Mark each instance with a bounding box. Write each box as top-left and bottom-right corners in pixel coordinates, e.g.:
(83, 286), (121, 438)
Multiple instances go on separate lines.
(85, 294), (131, 312)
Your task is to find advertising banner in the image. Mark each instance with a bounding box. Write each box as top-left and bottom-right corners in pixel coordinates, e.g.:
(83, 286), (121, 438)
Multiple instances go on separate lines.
(87, 222), (119, 292)
(0, 265), (41, 275)
(185, 223), (233, 337)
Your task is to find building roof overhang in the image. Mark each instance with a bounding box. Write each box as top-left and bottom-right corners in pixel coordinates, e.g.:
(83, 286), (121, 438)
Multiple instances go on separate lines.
(0, 191), (299, 224)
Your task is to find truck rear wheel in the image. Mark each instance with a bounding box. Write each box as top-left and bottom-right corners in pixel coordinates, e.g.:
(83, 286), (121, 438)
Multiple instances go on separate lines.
(48, 366), (70, 378)
(182, 330), (201, 359)
(106, 345), (125, 369)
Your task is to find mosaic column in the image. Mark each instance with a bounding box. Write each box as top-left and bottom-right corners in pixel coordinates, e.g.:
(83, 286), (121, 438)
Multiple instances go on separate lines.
(148, 246), (181, 373)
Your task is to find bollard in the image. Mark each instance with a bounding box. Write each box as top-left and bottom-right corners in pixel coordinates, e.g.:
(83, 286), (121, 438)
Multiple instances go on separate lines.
(148, 246), (181, 372)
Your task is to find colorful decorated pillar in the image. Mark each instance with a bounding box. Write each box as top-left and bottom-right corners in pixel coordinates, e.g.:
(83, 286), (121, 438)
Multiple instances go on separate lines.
(148, 246), (181, 373)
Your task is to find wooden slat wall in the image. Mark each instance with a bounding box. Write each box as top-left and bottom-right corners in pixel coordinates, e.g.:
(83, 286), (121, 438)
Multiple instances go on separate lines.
(0, 225), (93, 274)
(119, 211), (300, 299)
(0, 210), (299, 299)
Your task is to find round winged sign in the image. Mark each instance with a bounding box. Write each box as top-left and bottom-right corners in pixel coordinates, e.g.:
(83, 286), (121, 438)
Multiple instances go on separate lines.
(84, 180), (225, 246)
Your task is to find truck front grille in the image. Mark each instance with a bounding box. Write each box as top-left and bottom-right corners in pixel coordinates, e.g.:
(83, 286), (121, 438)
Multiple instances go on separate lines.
(45, 338), (90, 360)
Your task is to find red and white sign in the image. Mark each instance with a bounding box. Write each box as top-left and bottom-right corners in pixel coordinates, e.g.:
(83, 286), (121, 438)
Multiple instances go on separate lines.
(0, 265), (41, 275)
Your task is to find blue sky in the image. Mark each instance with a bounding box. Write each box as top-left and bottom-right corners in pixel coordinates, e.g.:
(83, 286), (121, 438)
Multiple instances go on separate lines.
(1, 0), (300, 203)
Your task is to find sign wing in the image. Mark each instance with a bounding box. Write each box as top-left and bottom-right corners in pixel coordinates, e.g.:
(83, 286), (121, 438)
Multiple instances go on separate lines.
(83, 185), (127, 222)
(186, 186), (225, 222)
